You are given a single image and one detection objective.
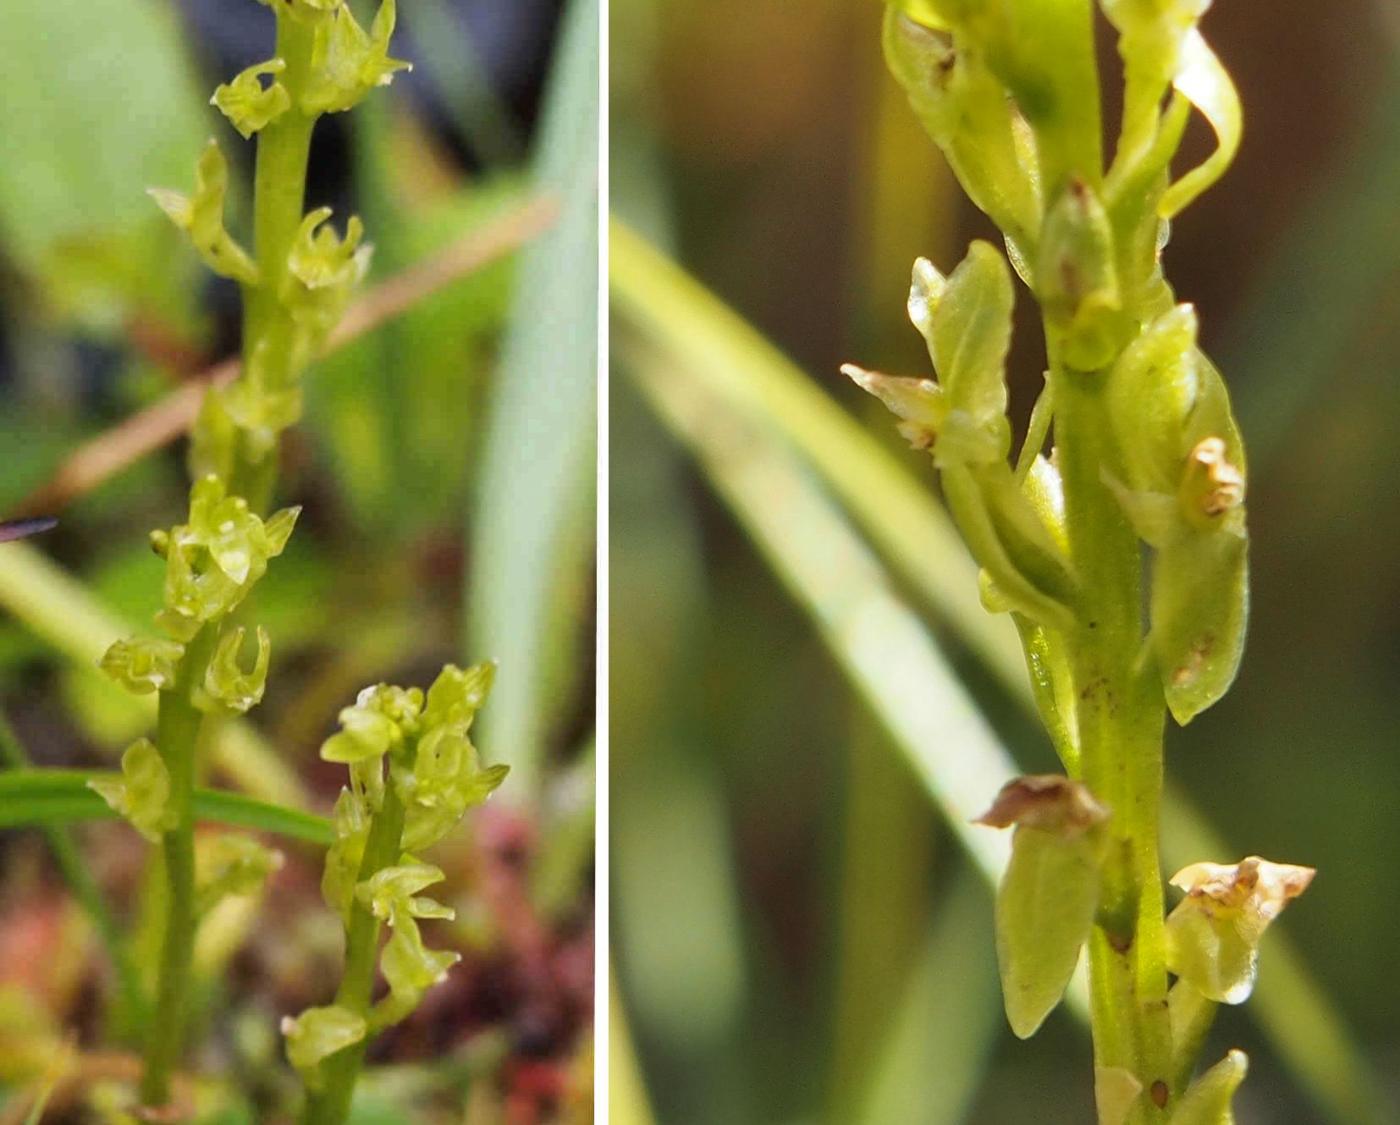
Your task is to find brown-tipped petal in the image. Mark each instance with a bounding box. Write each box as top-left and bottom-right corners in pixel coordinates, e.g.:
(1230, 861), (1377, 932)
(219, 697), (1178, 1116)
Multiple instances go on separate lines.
(974, 774), (1109, 836)
(1169, 855), (1314, 923)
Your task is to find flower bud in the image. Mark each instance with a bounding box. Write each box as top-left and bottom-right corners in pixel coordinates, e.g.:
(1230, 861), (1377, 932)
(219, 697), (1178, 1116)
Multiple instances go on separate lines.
(1038, 179), (1133, 371)
(1171, 1049), (1248, 1124)
(883, 9), (1041, 244)
(913, 244), (1013, 449)
(281, 1005), (366, 1088)
(1106, 303), (1201, 495)
(1151, 523), (1247, 726)
(942, 461), (1077, 629)
(977, 776), (1109, 1037)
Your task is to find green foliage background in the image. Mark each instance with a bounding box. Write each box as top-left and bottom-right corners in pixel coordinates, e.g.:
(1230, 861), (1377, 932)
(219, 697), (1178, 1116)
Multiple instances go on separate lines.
(611, 0), (1400, 1121)
(0, 0), (596, 1119)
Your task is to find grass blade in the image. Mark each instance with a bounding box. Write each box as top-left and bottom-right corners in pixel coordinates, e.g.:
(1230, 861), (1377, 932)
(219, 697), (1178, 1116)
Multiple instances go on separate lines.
(0, 768), (331, 846)
(467, 0), (598, 794)
(619, 331), (1017, 888)
(611, 218), (1025, 695)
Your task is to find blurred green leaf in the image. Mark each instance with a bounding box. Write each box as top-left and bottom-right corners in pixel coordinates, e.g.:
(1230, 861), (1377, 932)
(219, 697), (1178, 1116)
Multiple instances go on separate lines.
(407, 0), (524, 166)
(1222, 72), (1400, 468)
(856, 867), (999, 1125)
(467, 0), (598, 794)
(0, 0), (207, 330)
(610, 973), (657, 1125)
(307, 171), (525, 538)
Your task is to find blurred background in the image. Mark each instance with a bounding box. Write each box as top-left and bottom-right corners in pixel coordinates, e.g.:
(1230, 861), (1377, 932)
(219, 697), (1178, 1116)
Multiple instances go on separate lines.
(610, 0), (1400, 1122)
(0, 0), (595, 1120)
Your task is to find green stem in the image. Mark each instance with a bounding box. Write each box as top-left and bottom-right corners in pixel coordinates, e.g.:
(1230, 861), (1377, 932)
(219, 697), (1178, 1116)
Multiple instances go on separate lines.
(232, 13), (318, 513)
(140, 624), (218, 1107)
(140, 7), (323, 1110)
(302, 779), (407, 1125)
(1053, 361), (1171, 1122)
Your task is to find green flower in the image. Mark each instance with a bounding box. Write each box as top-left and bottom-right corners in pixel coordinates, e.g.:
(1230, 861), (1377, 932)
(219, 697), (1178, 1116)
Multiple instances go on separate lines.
(421, 662), (495, 733)
(152, 476), (299, 641)
(282, 207), (372, 347)
(301, 0), (411, 116)
(976, 776), (1110, 1038)
(374, 923), (460, 1030)
(1165, 856), (1314, 1004)
(395, 663), (507, 852)
(356, 864), (460, 1030)
(197, 625), (272, 714)
(88, 739), (177, 843)
(281, 1005), (366, 1088)
(396, 726), (509, 853)
(320, 682), (423, 765)
(356, 863), (454, 924)
(99, 635), (185, 695)
(211, 59), (291, 139)
(149, 140), (259, 285)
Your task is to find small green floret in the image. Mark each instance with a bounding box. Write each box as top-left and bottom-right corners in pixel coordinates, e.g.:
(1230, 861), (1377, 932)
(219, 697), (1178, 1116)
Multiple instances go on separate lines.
(148, 140), (259, 285)
(88, 739), (177, 843)
(99, 635), (185, 695)
(211, 59), (291, 139)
